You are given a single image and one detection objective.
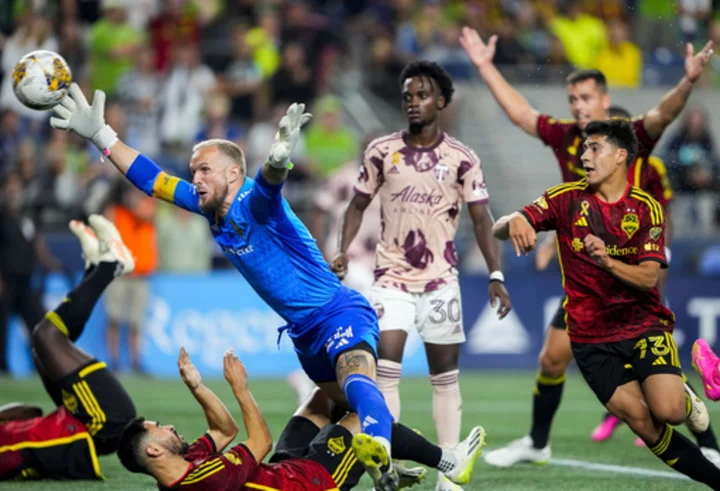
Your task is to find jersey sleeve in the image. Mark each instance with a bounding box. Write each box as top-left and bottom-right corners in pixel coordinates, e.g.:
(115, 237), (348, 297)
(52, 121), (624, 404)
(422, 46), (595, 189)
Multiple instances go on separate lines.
(354, 144), (384, 198)
(183, 434), (217, 461)
(249, 169), (286, 224)
(152, 172), (202, 214)
(458, 148), (490, 205)
(520, 190), (560, 232)
(632, 116), (661, 156)
(643, 156), (673, 206)
(536, 114), (567, 147)
(221, 444), (259, 483)
(125, 154), (202, 214)
(637, 201), (668, 268)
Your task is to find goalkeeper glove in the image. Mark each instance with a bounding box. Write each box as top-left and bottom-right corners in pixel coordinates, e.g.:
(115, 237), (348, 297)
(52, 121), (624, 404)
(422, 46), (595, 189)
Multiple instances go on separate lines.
(267, 102), (312, 169)
(50, 83), (118, 155)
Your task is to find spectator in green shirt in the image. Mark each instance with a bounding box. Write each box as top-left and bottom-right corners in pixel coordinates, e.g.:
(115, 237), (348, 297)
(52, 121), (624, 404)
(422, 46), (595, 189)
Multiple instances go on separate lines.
(89, 0), (143, 96)
(305, 96), (359, 179)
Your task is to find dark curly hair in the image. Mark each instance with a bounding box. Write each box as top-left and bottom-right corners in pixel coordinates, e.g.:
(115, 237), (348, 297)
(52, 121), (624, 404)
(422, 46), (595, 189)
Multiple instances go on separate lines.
(585, 119), (638, 167)
(399, 61), (455, 107)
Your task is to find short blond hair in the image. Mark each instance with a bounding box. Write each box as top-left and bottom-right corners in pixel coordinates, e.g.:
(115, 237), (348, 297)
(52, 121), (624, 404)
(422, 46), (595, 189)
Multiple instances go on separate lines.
(192, 139), (247, 175)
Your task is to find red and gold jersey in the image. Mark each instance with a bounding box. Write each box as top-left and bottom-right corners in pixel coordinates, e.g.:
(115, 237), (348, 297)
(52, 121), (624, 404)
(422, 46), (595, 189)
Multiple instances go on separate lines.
(0, 406), (102, 481)
(536, 115), (673, 206)
(521, 180), (675, 343)
(165, 434), (337, 491)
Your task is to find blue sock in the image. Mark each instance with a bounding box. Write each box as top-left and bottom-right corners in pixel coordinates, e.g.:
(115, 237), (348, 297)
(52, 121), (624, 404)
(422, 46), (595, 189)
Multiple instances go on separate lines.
(343, 374), (393, 447)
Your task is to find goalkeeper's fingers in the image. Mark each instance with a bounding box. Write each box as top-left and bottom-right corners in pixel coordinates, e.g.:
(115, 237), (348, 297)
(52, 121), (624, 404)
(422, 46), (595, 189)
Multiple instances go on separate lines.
(52, 104), (72, 120)
(49, 116), (70, 130)
(277, 115), (290, 140)
(300, 112), (312, 127)
(59, 92), (77, 112)
(68, 83), (90, 110)
(91, 90), (106, 121)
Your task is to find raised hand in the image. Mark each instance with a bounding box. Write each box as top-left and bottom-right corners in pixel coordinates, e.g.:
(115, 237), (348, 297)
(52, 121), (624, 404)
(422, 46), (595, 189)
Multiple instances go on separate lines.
(223, 349), (248, 391)
(268, 102), (313, 169)
(459, 27), (498, 68)
(685, 41), (714, 83)
(50, 83), (117, 152)
(178, 347), (202, 390)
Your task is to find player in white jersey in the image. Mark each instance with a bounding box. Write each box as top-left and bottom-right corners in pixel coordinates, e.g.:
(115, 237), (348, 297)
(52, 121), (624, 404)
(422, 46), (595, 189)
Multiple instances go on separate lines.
(332, 61), (511, 491)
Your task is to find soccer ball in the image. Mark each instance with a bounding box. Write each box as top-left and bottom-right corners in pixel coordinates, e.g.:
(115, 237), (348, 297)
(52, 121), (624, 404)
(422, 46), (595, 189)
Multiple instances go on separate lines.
(12, 50), (72, 111)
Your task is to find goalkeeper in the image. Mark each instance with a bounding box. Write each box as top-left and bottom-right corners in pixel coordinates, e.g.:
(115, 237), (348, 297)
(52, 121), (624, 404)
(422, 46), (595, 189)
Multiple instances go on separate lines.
(50, 85), (400, 491)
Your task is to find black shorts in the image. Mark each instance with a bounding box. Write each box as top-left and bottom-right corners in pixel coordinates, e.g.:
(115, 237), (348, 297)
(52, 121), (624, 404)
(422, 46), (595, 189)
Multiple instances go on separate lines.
(52, 359), (136, 455)
(270, 417), (363, 491)
(550, 305), (566, 329)
(571, 330), (682, 405)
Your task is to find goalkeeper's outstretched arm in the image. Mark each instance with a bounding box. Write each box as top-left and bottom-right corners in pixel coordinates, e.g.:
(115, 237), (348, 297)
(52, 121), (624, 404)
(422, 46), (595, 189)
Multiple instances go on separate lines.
(51, 83), (201, 214)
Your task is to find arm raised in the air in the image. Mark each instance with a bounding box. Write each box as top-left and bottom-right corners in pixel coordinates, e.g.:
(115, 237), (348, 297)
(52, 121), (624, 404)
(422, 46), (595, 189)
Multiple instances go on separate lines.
(460, 27), (540, 137)
(50, 84), (201, 214)
(643, 41), (714, 140)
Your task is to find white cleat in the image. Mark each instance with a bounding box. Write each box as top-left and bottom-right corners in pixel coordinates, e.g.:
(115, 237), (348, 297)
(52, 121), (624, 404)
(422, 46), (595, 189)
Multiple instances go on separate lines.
(435, 473), (462, 491)
(701, 447), (720, 468)
(88, 214), (135, 276)
(685, 383), (710, 433)
(69, 219), (100, 268)
(443, 426), (486, 485)
(483, 435), (550, 468)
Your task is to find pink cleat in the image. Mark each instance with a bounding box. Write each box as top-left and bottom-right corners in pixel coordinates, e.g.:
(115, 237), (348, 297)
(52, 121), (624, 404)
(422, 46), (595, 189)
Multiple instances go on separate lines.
(692, 339), (720, 401)
(634, 437), (646, 447)
(591, 414), (622, 442)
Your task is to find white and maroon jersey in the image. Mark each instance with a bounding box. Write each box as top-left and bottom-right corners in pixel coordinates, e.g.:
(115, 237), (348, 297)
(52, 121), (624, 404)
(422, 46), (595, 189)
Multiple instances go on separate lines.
(354, 131), (489, 293)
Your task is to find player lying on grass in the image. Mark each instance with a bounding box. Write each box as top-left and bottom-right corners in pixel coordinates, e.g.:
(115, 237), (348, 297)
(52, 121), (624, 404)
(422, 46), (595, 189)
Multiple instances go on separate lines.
(492, 119), (719, 489)
(51, 84), (398, 490)
(117, 349), (485, 490)
(0, 215), (136, 481)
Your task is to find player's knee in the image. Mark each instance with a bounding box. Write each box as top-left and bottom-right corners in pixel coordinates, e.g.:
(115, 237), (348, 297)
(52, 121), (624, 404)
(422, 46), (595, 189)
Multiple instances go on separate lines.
(538, 350), (569, 378)
(651, 399), (687, 426)
(31, 320), (63, 351)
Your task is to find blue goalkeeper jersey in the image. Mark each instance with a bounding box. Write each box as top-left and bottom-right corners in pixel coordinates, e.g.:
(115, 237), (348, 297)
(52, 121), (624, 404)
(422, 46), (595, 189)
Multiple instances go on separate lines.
(143, 164), (342, 324)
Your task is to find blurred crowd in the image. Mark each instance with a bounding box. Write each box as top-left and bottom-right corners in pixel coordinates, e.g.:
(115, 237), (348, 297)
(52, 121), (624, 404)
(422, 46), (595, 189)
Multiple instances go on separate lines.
(0, 0), (719, 275)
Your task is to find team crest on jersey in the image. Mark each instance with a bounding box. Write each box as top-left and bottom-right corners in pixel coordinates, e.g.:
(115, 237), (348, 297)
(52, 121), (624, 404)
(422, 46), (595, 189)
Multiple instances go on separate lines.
(434, 164), (449, 182)
(62, 389), (78, 412)
(649, 226), (662, 241)
(621, 213), (639, 239)
(327, 436), (346, 454)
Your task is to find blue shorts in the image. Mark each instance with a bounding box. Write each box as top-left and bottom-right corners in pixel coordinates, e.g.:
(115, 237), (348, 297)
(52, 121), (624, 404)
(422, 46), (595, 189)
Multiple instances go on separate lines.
(287, 286), (379, 383)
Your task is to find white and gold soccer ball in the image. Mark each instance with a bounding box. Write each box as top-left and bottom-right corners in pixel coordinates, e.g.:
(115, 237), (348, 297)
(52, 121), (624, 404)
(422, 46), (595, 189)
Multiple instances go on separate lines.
(12, 50), (72, 111)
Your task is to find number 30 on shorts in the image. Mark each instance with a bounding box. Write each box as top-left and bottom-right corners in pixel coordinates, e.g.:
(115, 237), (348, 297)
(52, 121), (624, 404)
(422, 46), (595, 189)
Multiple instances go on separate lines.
(429, 299), (461, 324)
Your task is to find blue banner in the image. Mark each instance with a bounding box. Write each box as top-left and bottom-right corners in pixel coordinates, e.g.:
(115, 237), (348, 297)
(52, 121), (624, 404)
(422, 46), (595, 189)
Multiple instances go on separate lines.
(458, 274), (720, 370)
(8, 272), (429, 378)
(8, 272), (720, 377)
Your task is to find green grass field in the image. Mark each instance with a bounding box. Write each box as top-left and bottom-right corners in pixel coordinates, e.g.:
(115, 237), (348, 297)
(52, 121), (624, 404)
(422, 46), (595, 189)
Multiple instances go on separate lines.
(1, 371), (713, 490)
